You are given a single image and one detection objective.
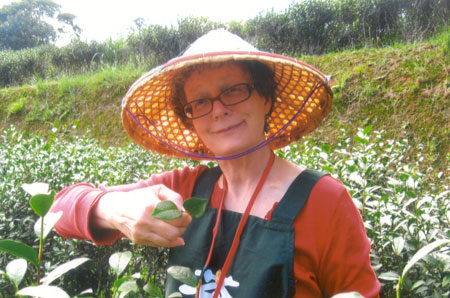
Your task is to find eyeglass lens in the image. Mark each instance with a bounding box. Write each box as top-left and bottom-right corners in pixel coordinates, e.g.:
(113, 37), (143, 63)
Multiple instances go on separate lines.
(183, 83), (252, 119)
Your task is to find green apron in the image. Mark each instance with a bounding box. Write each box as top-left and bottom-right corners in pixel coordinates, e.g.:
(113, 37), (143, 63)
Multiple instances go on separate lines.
(165, 167), (326, 298)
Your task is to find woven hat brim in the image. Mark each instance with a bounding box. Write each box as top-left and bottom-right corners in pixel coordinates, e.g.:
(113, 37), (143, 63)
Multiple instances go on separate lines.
(122, 51), (333, 160)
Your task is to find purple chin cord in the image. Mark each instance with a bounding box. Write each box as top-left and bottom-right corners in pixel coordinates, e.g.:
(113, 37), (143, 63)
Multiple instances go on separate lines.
(126, 82), (321, 160)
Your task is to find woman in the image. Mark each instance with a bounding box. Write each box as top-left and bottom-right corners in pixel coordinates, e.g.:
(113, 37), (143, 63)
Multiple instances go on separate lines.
(51, 29), (380, 297)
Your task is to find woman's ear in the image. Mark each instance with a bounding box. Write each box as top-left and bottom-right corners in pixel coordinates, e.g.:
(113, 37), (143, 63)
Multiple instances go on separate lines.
(264, 97), (273, 115)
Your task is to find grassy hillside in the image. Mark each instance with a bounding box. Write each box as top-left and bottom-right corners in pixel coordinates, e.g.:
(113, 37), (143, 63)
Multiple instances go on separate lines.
(1, 33), (449, 173)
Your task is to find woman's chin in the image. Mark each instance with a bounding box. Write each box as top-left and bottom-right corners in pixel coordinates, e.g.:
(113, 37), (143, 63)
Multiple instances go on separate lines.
(209, 142), (261, 158)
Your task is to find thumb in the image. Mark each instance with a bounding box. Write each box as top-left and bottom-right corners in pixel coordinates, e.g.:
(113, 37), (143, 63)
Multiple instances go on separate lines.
(155, 185), (185, 211)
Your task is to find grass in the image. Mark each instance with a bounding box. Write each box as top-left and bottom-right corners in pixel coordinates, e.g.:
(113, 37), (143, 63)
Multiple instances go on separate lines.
(0, 32), (449, 173)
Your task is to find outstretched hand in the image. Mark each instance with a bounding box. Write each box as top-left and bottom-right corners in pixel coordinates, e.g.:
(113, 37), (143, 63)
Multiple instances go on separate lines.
(92, 184), (192, 247)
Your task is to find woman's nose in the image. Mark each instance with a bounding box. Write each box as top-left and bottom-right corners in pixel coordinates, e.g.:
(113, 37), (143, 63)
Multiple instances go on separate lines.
(210, 98), (230, 118)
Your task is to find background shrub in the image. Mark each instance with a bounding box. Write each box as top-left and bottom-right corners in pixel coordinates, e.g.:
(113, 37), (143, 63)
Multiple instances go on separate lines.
(0, 0), (448, 88)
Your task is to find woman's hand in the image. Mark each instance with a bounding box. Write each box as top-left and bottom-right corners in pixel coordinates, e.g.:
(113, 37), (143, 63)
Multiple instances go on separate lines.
(92, 184), (192, 247)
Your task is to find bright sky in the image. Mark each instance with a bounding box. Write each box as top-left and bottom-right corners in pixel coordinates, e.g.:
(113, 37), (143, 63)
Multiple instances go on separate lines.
(0, 0), (295, 43)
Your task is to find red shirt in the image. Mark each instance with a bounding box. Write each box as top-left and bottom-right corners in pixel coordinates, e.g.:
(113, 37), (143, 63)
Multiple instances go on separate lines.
(51, 165), (380, 297)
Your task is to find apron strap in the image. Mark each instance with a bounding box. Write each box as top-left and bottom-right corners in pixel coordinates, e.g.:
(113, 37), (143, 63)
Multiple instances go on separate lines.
(270, 169), (327, 225)
(191, 166), (222, 200)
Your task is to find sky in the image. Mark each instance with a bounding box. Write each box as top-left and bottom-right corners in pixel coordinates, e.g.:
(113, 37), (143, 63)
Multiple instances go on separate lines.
(0, 0), (295, 43)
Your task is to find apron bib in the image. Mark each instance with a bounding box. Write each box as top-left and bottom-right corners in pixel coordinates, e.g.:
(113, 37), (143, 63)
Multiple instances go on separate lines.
(166, 167), (325, 298)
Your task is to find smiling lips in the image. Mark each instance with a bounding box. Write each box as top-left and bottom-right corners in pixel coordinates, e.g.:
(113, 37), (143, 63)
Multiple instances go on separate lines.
(213, 121), (245, 134)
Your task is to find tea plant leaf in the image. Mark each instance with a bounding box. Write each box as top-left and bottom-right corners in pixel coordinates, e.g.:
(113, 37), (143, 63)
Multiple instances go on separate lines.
(442, 275), (450, 287)
(6, 258), (27, 286)
(109, 251), (132, 276)
(34, 211), (63, 239)
(113, 276), (129, 289)
(392, 237), (405, 256)
(18, 285), (70, 298)
(42, 257), (90, 285)
(118, 280), (138, 298)
(22, 183), (49, 196)
(183, 197), (208, 218)
(168, 292), (183, 298)
(401, 239), (450, 279)
(378, 271), (400, 281)
(363, 125), (373, 136)
(29, 191), (56, 217)
(144, 281), (163, 297)
(0, 240), (39, 266)
(152, 201), (182, 220)
(167, 266), (198, 287)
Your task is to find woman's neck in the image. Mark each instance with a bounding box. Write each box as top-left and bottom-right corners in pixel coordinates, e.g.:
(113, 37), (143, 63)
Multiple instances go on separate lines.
(217, 147), (273, 198)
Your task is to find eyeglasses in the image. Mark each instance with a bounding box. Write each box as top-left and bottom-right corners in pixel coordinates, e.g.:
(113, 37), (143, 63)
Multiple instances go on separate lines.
(183, 83), (253, 119)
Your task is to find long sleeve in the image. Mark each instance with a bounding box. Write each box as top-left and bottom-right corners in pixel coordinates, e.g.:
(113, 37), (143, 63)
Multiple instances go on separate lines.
(50, 165), (207, 245)
(293, 175), (380, 297)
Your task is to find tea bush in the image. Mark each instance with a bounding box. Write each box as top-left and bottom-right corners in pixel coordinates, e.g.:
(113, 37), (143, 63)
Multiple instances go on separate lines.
(0, 125), (198, 296)
(0, 125), (448, 297)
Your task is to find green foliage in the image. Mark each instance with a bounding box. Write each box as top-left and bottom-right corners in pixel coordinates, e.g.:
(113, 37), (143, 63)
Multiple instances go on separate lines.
(0, 240), (38, 266)
(0, 182), (92, 297)
(0, 125), (198, 296)
(0, 0), (80, 50)
(7, 97), (26, 114)
(1, 0), (449, 88)
(152, 197), (209, 220)
(1, 125), (448, 297)
(183, 198), (209, 218)
(152, 201), (183, 220)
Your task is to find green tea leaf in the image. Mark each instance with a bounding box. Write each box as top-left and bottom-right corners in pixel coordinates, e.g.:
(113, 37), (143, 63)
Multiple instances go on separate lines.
(6, 258), (27, 286)
(167, 266), (198, 287)
(378, 271), (400, 281)
(29, 191), (56, 217)
(0, 240), (38, 266)
(402, 239), (450, 278)
(168, 292), (183, 298)
(152, 201), (182, 220)
(34, 211), (63, 239)
(144, 281), (163, 297)
(17, 285), (70, 298)
(363, 125), (373, 136)
(442, 275), (450, 287)
(392, 237), (405, 256)
(22, 183), (50, 196)
(183, 197), (208, 218)
(42, 257), (90, 286)
(118, 280), (138, 298)
(109, 251), (132, 276)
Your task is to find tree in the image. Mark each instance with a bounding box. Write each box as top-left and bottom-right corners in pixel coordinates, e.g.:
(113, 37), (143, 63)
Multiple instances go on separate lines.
(0, 0), (81, 50)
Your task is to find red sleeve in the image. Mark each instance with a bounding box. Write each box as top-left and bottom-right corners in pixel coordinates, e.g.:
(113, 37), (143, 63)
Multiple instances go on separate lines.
(50, 165), (207, 245)
(293, 175), (380, 298)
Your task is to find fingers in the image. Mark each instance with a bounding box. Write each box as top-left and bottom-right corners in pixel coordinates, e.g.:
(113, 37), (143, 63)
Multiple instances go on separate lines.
(102, 184), (194, 248)
(168, 212), (192, 227)
(125, 214), (189, 247)
(155, 185), (185, 211)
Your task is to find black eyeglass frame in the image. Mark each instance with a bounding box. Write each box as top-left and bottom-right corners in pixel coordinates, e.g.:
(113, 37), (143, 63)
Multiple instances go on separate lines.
(182, 83), (254, 119)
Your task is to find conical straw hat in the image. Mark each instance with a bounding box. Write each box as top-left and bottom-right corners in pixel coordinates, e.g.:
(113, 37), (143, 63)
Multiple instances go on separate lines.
(122, 29), (332, 160)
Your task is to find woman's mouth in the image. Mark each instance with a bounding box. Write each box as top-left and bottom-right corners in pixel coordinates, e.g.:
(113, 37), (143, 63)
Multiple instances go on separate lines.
(213, 121), (244, 134)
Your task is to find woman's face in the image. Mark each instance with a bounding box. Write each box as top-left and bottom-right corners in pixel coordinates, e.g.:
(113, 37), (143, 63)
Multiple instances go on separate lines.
(184, 63), (271, 157)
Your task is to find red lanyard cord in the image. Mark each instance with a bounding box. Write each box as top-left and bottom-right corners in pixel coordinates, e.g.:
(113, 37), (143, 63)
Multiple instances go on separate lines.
(195, 152), (275, 298)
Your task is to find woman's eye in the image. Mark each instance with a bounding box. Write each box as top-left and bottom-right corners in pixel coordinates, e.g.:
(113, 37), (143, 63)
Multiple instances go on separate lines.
(193, 99), (208, 108)
(224, 85), (244, 97)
